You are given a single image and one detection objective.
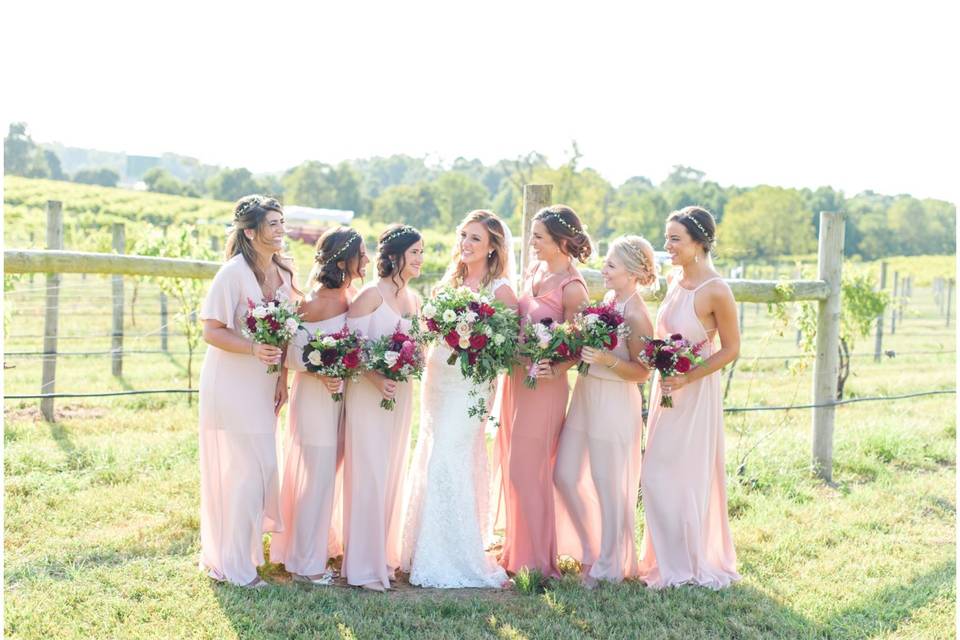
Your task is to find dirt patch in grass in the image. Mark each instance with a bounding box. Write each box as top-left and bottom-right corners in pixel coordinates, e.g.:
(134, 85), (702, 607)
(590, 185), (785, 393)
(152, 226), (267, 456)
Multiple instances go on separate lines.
(4, 404), (109, 422)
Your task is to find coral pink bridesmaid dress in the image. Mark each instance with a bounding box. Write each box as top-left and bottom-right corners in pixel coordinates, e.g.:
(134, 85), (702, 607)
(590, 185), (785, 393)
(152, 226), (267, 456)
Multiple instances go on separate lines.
(494, 264), (585, 578)
(638, 275), (740, 588)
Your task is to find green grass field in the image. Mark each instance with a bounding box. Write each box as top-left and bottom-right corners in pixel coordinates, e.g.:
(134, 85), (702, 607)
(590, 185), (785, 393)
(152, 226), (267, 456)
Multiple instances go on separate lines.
(4, 256), (956, 638)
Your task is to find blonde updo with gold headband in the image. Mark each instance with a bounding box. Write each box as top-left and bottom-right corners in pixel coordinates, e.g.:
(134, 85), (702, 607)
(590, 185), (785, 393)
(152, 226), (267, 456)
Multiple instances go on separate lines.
(610, 235), (658, 288)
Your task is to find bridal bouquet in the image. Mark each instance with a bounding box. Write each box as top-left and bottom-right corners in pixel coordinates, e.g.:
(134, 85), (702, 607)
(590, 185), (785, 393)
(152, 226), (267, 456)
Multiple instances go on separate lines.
(242, 296), (303, 374)
(637, 334), (706, 407)
(421, 286), (520, 419)
(571, 300), (629, 376)
(518, 317), (578, 389)
(363, 323), (425, 410)
(302, 326), (364, 401)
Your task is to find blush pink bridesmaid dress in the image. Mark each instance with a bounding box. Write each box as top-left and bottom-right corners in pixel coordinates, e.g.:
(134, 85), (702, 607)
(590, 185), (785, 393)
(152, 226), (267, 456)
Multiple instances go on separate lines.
(341, 283), (414, 589)
(197, 254), (292, 585)
(638, 275), (740, 589)
(270, 313), (347, 579)
(494, 264), (586, 579)
(554, 294), (644, 583)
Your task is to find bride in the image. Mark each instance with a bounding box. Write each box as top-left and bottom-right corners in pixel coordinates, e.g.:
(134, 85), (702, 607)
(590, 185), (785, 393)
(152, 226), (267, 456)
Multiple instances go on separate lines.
(401, 210), (517, 588)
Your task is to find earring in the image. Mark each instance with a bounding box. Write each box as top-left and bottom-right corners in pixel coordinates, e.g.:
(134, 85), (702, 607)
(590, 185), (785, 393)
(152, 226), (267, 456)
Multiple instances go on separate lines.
(488, 251), (493, 258)
(695, 254), (699, 263)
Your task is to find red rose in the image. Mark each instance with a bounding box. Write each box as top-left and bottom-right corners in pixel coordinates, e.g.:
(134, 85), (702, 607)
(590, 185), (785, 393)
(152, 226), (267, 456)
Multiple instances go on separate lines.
(478, 303), (495, 318)
(246, 316), (257, 331)
(469, 334), (488, 350)
(675, 356), (692, 373)
(644, 342), (656, 357)
(393, 331), (410, 343)
(607, 333), (618, 350)
(320, 348), (338, 366)
(268, 317), (280, 331)
(556, 342), (570, 358)
(468, 351), (478, 365)
(343, 350), (360, 369)
(445, 331), (460, 349)
(426, 318), (439, 332)
(670, 333), (683, 341)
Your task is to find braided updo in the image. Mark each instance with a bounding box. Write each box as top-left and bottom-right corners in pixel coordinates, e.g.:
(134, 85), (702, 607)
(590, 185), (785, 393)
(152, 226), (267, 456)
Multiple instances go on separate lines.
(377, 224), (422, 290)
(667, 205), (717, 254)
(533, 205), (592, 263)
(313, 227), (363, 289)
(610, 235), (658, 288)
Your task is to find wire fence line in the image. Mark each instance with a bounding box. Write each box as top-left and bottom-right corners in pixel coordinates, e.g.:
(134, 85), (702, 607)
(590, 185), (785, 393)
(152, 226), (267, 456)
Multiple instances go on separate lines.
(5, 387), (955, 413)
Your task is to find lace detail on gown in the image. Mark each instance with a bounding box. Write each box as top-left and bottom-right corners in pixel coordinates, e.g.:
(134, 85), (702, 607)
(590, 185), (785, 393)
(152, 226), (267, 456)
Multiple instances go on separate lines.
(401, 343), (508, 588)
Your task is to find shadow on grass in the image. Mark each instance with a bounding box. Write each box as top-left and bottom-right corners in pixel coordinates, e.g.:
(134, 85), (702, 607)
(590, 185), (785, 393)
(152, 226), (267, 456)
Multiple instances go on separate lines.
(205, 561), (955, 639)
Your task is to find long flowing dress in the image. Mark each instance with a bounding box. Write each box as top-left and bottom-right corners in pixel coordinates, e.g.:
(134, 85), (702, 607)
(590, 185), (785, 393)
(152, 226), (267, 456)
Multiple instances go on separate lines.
(494, 264), (586, 578)
(401, 279), (512, 589)
(270, 313), (346, 577)
(637, 275), (741, 589)
(197, 254), (291, 585)
(341, 283), (414, 588)
(554, 297), (644, 582)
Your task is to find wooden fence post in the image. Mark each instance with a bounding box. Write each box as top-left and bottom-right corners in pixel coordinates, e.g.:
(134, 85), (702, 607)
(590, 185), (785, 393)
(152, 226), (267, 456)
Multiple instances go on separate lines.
(946, 279), (954, 328)
(811, 211), (845, 482)
(112, 223), (125, 377)
(520, 185), (553, 276)
(738, 262), (746, 334)
(160, 292), (169, 352)
(40, 201), (63, 422)
(873, 261), (887, 362)
(890, 271), (899, 335)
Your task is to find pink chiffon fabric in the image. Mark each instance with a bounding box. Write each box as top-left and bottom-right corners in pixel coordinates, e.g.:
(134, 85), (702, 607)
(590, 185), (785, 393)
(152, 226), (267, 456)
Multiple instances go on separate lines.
(341, 284), (414, 588)
(270, 313), (347, 576)
(638, 275), (741, 589)
(197, 254), (291, 585)
(554, 327), (644, 582)
(494, 264), (586, 578)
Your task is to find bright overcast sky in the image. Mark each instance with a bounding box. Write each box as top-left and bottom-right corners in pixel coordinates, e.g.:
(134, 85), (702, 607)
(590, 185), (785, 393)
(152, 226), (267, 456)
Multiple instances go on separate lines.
(2, 0), (957, 203)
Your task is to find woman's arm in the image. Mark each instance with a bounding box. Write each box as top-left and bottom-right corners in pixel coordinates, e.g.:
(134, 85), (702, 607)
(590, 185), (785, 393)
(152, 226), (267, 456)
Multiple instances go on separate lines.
(202, 319), (282, 366)
(662, 282), (740, 390)
(584, 303), (652, 383)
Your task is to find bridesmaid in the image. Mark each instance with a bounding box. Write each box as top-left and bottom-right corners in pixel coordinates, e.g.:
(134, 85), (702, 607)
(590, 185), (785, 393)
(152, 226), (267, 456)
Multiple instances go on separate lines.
(554, 236), (656, 587)
(342, 224), (423, 592)
(495, 205), (590, 579)
(198, 195), (300, 588)
(638, 206), (741, 589)
(271, 227), (369, 585)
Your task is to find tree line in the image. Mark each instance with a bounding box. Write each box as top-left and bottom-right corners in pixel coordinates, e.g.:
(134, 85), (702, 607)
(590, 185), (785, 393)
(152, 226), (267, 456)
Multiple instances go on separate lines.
(5, 123), (954, 260)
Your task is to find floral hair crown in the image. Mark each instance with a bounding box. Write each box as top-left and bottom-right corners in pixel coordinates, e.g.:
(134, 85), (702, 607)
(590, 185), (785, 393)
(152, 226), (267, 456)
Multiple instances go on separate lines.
(380, 225), (418, 246)
(682, 213), (713, 243)
(318, 231), (361, 265)
(544, 212), (584, 237)
(234, 196), (262, 220)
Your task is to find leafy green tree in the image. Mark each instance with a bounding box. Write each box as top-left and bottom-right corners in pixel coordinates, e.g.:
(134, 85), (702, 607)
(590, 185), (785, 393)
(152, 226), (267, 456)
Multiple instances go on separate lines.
(718, 186), (816, 259)
(370, 183), (440, 228)
(432, 172), (489, 227)
(73, 168), (120, 187)
(206, 167), (260, 202)
(4, 122), (34, 175)
(143, 167), (186, 195)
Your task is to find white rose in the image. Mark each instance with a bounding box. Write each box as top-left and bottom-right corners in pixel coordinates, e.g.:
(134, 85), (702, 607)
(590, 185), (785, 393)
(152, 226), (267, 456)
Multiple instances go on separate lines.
(321, 336), (337, 347)
(284, 317), (299, 333)
(458, 336), (471, 350)
(383, 351), (400, 368)
(307, 350), (324, 366)
(456, 322), (471, 336)
(494, 334), (505, 346)
(422, 303), (437, 319)
(442, 309), (457, 322)
(585, 313), (600, 325)
(252, 306), (267, 319)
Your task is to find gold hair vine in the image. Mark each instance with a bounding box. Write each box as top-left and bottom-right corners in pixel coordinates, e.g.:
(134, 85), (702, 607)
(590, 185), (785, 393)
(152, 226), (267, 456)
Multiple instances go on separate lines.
(545, 213), (584, 237)
(234, 197), (262, 220)
(319, 232), (361, 265)
(380, 225), (417, 245)
(684, 214), (713, 242)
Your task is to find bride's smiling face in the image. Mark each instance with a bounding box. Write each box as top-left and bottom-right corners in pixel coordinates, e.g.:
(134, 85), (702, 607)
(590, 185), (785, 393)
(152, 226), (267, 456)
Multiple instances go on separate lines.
(458, 222), (492, 269)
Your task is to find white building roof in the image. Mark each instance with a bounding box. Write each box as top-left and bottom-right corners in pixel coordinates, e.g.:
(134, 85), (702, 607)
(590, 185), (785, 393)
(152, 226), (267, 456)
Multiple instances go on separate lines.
(283, 205), (354, 224)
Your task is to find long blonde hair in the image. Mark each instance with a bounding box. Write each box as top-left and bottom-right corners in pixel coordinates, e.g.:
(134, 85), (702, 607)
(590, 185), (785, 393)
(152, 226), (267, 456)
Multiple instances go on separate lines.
(442, 210), (510, 289)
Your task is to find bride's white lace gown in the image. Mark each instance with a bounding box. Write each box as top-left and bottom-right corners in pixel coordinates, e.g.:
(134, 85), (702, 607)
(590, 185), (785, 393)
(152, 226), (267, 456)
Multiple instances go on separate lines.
(401, 288), (510, 589)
